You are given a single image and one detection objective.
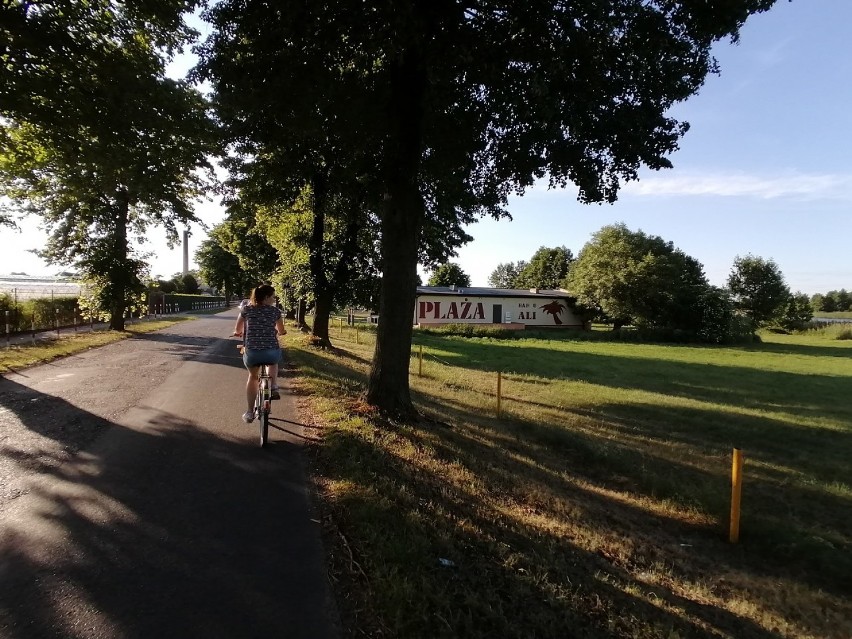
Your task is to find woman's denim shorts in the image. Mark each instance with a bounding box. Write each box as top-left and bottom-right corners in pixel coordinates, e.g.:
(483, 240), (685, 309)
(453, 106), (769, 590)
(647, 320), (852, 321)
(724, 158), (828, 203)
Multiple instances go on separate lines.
(243, 347), (282, 369)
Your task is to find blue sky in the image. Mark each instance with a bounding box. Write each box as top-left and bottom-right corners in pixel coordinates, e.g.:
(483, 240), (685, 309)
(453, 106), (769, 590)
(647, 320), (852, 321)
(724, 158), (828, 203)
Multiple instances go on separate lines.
(453, 0), (852, 295)
(2, 1), (850, 295)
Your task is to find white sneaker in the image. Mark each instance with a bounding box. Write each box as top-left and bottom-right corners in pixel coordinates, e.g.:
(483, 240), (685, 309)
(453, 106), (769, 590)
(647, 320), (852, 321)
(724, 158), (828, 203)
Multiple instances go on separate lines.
(242, 411), (255, 423)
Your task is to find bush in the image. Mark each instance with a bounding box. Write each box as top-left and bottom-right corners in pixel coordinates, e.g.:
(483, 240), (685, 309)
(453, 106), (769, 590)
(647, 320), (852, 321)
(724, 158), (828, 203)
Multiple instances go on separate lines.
(799, 321), (852, 340)
(0, 297), (81, 331)
(417, 323), (520, 340)
(24, 297), (80, 328)
(691, 286), (756, 344)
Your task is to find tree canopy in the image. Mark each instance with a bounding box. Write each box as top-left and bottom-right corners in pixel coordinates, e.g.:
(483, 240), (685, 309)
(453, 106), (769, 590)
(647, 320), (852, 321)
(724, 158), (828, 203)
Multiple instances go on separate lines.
(0, 1), (212, 329)
(565, 223), (708, 330)
(195, 238), (249, 300)
(488, 262), (526, 289)
(726, 254), (790, 326)
(197, 0), (778, 417)
(778, 291), (813, 331)
(513, 247), (574, 291)
(427, 263), (471, 288)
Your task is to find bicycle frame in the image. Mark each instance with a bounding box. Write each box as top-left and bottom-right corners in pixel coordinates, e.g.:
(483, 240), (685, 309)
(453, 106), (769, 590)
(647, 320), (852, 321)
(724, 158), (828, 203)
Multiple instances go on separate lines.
(255, 363), (272, 447)
(237, 341), (273, 447)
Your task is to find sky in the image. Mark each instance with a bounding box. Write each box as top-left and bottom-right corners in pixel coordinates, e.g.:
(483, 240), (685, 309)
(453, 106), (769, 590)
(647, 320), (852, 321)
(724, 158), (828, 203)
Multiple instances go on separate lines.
(1, 1), (850, 296)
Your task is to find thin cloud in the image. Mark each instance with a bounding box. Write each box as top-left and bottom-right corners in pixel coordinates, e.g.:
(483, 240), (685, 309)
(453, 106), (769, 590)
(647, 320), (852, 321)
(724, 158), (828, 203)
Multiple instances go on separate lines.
(625, 172), (852, 200)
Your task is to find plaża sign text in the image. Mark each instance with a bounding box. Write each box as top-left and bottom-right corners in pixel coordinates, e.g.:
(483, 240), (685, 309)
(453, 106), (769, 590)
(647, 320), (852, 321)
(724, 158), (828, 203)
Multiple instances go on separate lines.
(418, 300), (485, 320)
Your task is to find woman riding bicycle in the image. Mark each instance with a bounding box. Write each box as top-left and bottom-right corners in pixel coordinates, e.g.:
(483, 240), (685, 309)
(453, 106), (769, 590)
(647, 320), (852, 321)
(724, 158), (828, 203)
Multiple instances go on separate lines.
(233, 284), (286, 423)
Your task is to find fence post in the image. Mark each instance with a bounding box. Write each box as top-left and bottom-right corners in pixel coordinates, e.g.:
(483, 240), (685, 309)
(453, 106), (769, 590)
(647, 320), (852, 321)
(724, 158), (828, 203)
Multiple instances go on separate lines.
(729, 448), (743, 543)
(4, 310), (9, 348)
(496, 371), (502, 418)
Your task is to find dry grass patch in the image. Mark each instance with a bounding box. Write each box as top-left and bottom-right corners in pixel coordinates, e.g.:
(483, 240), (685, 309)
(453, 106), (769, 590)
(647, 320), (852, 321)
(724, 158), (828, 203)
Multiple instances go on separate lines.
(0, 318), (193, 373)
(285, 327), (851, 639)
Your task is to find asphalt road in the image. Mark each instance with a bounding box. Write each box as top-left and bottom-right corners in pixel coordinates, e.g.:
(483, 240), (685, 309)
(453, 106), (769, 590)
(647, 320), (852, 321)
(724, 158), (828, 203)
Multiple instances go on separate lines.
(0, 311), (340, 639)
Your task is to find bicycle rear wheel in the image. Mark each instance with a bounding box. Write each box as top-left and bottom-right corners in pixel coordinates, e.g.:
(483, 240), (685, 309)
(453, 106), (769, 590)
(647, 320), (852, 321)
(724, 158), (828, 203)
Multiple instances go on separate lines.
(260, 408), (269, 447)
(259, 371), (270, 447)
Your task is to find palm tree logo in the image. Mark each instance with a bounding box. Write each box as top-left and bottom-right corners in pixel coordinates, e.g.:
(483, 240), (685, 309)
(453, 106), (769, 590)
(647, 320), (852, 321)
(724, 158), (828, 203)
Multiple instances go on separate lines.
(539, 300), (565, 325)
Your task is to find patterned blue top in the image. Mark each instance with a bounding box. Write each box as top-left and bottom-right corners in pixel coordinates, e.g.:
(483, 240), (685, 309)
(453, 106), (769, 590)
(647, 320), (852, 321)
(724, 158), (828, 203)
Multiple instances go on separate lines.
(241, 305), (282, 350)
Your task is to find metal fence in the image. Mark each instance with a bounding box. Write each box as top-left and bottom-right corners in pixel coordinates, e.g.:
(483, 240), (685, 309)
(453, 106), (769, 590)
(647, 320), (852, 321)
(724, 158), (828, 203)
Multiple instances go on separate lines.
(1, 279), (228, 337)
(0, 283), (82, 302)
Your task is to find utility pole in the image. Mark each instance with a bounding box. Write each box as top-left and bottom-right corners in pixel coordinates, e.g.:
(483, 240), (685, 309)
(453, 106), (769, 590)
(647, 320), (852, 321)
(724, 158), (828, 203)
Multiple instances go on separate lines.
(182, 229), (189, 276)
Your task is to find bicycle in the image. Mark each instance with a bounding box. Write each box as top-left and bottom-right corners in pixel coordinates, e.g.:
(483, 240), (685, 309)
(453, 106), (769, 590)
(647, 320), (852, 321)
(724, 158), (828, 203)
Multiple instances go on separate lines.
(234, 340), (275, 448)
(254, 357), (274, 447)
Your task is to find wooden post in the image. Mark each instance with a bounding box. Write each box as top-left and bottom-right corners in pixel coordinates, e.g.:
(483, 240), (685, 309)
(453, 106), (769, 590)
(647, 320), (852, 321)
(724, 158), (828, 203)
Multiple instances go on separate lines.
(496, 371), (502, 418)
(729, 448), (743, 543)
(418, 344), (423, 376)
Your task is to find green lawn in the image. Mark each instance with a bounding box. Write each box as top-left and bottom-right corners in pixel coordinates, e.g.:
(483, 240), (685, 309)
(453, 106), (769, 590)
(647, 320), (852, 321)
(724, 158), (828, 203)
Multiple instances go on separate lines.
(284, 325), (851, 639)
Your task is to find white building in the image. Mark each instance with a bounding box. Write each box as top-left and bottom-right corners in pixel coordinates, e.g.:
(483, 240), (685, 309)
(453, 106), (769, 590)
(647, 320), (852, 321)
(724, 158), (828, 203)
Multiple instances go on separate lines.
(414, 286), (585, 329)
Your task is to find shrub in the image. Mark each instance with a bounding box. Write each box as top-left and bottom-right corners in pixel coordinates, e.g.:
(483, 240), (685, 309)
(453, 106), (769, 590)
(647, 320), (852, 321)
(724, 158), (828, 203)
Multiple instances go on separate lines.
(800, 322), (852, 340)
(694, 286), (755, 344)
(14, 297), (80, 331)
(417, 323), (519, 340)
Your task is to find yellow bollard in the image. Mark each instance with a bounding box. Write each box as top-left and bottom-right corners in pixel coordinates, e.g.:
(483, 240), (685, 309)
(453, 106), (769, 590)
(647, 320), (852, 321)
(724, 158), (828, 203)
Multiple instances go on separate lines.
(496, 371), (502, 418)
(418, 345), (423, 376)
(729, 448), (743, 543)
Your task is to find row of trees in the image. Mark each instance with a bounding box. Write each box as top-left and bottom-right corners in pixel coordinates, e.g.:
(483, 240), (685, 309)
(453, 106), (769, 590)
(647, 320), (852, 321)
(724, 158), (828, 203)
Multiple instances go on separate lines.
(148, 273), (203, 296)
(2, 0), (780, 417)
(811, 290), (852, 313)
(472, 224), (813, 339)
(1, 1), (215, 330)
(428, 246), (573, 291)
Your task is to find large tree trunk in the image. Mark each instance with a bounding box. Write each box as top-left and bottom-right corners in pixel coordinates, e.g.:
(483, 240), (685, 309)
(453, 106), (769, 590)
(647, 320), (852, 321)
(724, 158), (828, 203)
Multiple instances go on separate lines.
(312, 289), (333, 347)
(366, 46), (426, 420)
(108, 191), (130, 331)
(296, 298), (308, 329)
(308, 170), (333, 347)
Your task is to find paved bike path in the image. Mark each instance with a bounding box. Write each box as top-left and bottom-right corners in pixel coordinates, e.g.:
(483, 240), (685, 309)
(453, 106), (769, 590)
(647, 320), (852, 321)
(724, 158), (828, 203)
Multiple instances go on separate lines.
(0, 312), (340, 638)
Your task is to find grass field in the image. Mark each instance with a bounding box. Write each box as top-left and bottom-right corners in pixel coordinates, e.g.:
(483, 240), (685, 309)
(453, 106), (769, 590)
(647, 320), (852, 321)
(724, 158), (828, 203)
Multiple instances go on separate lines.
(283, 325), (851, 639)
(0, 317), (194, 373)
(814, 311), (852, 320)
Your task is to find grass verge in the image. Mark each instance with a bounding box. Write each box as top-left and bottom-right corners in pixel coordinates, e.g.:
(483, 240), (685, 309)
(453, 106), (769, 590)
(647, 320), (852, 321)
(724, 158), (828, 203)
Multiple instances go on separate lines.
(0, 317), (194, 373)
(283, 325), (851, 639)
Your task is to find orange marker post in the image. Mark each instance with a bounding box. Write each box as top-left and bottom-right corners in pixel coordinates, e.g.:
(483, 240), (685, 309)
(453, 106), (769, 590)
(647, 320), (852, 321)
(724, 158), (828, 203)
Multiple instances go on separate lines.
(729, 448), (743, 543)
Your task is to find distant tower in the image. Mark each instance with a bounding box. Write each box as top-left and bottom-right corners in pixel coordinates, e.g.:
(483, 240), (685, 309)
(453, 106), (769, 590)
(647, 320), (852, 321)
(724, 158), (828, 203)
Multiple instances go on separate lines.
(182, 230), (189, 275)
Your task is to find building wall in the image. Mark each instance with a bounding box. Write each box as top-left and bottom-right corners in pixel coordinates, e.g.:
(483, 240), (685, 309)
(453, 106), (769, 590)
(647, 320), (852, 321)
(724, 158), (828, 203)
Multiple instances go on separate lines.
(414, 295), (583, 328)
